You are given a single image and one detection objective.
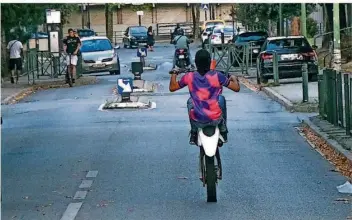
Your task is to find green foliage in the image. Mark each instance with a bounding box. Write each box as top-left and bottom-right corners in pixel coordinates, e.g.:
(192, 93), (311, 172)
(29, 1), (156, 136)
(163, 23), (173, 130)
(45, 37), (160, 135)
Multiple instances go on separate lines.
(235, 3), (317, 28)
(306, 17), (318, 38)
(1, 3), (78, 42)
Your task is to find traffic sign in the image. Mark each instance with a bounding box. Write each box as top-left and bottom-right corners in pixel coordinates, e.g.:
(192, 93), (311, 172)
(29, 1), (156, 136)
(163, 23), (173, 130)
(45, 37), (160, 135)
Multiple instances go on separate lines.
(201, 4), (208, 10)
(117, 78), (133, 94)
(136, 11), (144, 16)
(137, 47), (147, 57)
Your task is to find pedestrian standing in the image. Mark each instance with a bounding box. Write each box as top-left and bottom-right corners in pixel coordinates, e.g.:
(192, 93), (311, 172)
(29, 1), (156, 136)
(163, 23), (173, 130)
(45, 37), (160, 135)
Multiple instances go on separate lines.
(147, 26), (154, 52)
(7, 35), (23, 84)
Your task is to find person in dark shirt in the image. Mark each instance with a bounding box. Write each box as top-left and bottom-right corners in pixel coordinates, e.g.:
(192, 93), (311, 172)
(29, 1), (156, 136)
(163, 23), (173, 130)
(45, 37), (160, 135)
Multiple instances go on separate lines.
(63, 28), (81, 83)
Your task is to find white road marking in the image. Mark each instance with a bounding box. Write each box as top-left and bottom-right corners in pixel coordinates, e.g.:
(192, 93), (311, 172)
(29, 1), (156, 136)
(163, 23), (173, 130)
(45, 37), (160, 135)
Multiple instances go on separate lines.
(60, 202), (83, 220)
(79, 180), (93, 189)
(86, 170), (98, 178)
(73, 191), (88, 200)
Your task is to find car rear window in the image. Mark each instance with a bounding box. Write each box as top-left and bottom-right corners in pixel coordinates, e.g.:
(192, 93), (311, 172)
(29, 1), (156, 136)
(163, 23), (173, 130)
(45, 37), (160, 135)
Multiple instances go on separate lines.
(80, 39), (113, 53)
(266, 38), (311, 50)
(206, 22), (223, 27)
(237, 32), (268, 42)
(78, 30), (95, 37)
(131, 27), (147, 34)
(214, 27), (234, 34)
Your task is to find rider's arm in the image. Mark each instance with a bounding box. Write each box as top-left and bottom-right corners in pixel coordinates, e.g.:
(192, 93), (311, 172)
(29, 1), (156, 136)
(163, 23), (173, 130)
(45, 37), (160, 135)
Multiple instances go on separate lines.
(169, 72), (189, 92)
(218, 73), (240, 92)
(74, 38), (81, 55)
(63, 38), (67, 53)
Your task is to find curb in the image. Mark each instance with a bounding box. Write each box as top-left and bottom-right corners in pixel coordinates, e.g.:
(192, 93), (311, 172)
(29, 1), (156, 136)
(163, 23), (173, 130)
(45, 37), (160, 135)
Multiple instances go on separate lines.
(261, 87), (295, 112)
(298, 116), (352, 164)
(240, 77), (318, 113)
(1, 87), (33, 105)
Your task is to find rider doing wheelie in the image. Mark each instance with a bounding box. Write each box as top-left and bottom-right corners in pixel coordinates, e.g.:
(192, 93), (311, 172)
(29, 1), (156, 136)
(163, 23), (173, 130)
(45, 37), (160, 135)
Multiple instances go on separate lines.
(169, 49), (240, 145)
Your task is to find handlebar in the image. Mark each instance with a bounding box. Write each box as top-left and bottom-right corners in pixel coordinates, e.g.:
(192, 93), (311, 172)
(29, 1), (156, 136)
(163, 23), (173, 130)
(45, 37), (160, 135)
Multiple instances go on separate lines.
(169, 66), (196, 75)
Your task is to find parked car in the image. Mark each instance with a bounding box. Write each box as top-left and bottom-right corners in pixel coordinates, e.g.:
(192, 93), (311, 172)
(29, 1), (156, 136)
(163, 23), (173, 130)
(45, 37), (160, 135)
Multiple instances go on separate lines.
(209, 26), (236, 45)
(256, 35), (319, 83)
(201, 26), (215, 44)
(230, 31), (268, 66)
(122, 26), (148, 48)
(77, 29), (96, 38)
(80, 36), (120, 75)
(200, 19), (225, 32)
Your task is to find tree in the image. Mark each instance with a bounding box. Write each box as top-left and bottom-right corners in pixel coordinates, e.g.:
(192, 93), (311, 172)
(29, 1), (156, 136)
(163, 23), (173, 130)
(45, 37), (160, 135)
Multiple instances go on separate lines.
(1, 4), (78, 78)
(105, 4), (113, 42)
(235, 4), (317, 33)
(191, 3), (200, 39)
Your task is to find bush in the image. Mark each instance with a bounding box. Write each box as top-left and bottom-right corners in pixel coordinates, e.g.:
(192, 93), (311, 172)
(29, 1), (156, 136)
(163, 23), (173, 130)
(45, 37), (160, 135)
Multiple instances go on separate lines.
(307, 17), (318, 38)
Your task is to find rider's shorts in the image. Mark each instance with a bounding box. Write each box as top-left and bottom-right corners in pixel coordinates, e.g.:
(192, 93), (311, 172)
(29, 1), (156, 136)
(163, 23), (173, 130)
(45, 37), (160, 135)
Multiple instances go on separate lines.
(66, 55), (78, 66)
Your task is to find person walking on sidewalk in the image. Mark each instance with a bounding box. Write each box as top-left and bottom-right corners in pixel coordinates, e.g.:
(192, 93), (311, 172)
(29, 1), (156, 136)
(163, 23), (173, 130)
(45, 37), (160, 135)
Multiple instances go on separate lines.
(147, 26), (155, 52)
(7, 35), (23, 84)
(63, 28), (81, 84)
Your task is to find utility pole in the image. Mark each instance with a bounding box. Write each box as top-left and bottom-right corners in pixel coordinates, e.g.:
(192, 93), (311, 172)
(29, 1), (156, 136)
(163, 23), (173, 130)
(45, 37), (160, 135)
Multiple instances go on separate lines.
(87, 3), (91, 29)
(300, 3), (307, 36)
(81, 4), (85, 29)
(332, 3), (341, 71)
(279, 3), (283, 36)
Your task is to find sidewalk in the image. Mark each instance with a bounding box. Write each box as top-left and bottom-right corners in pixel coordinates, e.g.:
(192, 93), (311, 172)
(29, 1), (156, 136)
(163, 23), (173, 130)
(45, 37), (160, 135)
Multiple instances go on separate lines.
(241, 76), (352, 164)
(1, 74), (97, 104)
(244, 77), (319, 112)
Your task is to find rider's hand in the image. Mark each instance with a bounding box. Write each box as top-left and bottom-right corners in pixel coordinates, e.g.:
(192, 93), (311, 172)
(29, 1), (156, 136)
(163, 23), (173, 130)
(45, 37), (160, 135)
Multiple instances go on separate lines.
(229, 75), (239, 82)
(73, 51), (77, 55)
(169, 67), (180, 75)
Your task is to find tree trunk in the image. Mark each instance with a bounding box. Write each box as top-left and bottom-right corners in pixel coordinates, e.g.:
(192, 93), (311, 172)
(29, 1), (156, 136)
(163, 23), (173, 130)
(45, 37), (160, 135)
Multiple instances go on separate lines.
(1, 26), (9, 79)
(191, 4), (200, 39)
(105, 4), (114, 43)
(322, 3), (333, 48)
(339, 4), (347, 29)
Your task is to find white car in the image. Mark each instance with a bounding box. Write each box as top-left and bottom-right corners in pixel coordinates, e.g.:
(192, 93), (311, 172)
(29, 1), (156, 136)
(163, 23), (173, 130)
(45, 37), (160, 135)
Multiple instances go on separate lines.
(201, 26), (215, 44)
(209, 26), (237, 45)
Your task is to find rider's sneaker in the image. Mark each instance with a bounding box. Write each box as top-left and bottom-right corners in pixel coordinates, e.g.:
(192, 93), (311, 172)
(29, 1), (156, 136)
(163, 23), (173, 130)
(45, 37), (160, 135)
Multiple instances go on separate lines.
(189, 131), (197, 145)
(221, 132), (228, 143)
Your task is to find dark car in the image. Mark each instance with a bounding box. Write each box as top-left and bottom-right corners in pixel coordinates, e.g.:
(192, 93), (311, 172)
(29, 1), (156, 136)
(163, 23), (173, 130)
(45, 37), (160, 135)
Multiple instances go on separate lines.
(122, 26), (148, 48)
(257, 36), (319, 83)
(230, 31), (268, 66)
(77, 29), (96, 38)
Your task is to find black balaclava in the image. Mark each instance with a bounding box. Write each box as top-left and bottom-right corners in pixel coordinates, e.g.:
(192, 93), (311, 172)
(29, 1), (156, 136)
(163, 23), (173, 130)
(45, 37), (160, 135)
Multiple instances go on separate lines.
(195, 49), (211, 76)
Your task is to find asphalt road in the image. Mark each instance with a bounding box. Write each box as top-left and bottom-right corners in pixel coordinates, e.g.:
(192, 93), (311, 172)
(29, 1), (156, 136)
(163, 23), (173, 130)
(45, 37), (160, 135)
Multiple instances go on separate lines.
(2, 43), (351, 220)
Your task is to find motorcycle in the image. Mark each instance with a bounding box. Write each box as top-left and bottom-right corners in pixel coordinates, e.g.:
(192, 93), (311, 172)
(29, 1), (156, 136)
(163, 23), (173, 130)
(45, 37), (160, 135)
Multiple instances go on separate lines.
(175, 48), (190, 69)
(169, 67), (225, 203)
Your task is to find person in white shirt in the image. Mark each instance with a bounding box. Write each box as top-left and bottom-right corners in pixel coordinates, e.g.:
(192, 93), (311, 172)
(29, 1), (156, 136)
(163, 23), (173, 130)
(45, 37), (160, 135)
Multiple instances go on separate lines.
(7, 36), (23, 84)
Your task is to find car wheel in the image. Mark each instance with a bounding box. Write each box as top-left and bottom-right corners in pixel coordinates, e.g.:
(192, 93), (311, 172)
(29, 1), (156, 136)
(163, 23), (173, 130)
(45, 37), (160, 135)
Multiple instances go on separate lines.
(123, 43), (127, 49)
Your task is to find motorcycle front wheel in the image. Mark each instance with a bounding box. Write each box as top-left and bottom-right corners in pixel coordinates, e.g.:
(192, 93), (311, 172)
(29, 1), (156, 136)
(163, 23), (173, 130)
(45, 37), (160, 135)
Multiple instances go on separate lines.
(205, 155), (217, 202)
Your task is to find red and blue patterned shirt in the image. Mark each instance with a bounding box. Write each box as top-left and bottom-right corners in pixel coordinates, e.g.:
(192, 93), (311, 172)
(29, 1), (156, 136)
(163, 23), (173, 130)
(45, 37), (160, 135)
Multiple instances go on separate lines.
(178, 70), (230, 123)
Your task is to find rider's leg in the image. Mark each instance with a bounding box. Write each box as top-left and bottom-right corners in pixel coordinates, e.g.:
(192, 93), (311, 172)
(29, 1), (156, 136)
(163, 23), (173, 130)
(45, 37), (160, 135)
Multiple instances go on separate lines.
(16, 58), (22, 84)
(71, 55), (78, 83)
(218, 95), (228, 142)
(187, 98), (198, 145)
(9, 59), (15, 84)
(187, 49), (194, 67)
(172, 50), (177, 68)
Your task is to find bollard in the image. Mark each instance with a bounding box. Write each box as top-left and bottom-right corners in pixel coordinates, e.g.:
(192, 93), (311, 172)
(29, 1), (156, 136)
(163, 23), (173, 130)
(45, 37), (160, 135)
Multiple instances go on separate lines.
(331, 70), (338, 126)
(344, 74), (350, 135)
(245, 44), (249, 75)
(273, 52), (279, 85)
(318, 73), (324, 116)
(337, 72), (343, 126)
(302, 63), (309, 102)
(131, 62), (143, 80)
(221, 31), (225, 44)
(323, 69), (329, 119)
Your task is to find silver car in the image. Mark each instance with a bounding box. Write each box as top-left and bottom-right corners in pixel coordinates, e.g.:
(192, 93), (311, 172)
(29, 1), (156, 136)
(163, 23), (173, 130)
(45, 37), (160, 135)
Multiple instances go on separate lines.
(80, 36), (120, 75)
(210, 26), (236, 45)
